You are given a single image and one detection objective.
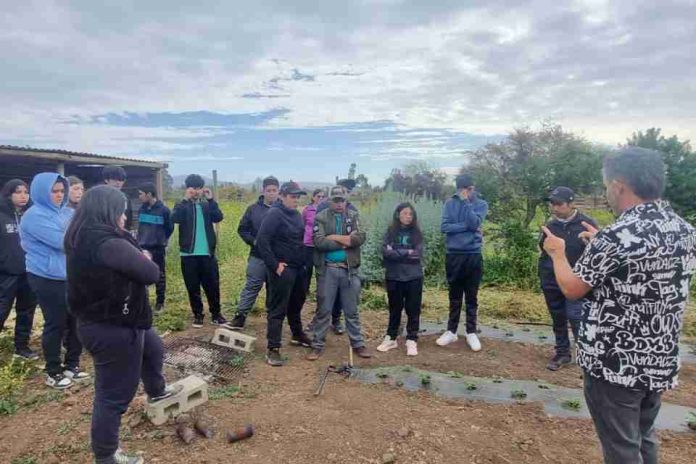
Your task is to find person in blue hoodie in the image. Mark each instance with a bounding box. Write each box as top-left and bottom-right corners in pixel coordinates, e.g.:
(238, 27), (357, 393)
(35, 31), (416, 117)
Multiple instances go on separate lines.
(437, 174), (489, 352)
(137, 182), (174, 313)
(20, 172), (88, 389)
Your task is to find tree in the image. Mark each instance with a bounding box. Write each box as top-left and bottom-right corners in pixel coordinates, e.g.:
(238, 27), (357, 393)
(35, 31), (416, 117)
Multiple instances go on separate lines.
(347, 163), (357, 180)
(384, 162), (449, 200)
(161, 168), (173, 194)
(626, 128), (696, 222)
(466, 123), (604, 227)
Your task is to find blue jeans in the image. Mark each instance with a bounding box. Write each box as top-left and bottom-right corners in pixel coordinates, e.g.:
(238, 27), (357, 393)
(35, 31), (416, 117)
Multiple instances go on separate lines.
(79, 322), (166, 460)
(312, 266), (364, 350)
(235, 256), (267, 318)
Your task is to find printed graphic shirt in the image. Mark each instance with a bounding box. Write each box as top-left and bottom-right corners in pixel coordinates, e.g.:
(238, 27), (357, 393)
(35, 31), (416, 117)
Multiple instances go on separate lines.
(573, 201), (696, 391)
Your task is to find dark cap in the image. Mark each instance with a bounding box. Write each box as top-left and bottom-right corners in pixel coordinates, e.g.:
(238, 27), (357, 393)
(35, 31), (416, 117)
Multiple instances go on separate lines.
(455, 174), (474, 189)
(262, 176), (279, 188)
(280, 181), (306, 195)
(337, 178), (356, 192)
(329, 185), (347, 200)
(545, 186), (575, 203)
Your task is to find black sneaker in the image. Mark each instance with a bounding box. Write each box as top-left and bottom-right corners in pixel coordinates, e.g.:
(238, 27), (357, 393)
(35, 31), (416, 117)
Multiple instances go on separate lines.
(266, 349), (286, 367)
(45, 372), (72, 390)
(332, 322), (345, 335)
(290, 332), (312, 348)
(229, 314), (246, 330)
(546, 353), (572, 371)
(148, 384), (184, 403)
(211, 314), (228, 326)
(63, 365), (91, 381)
(13, 347), (39, 361)
(192, 315), (204, 328)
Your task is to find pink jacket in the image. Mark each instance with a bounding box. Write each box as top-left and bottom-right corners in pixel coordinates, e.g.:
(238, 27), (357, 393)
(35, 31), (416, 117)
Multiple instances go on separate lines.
(302, 204), (317, 247)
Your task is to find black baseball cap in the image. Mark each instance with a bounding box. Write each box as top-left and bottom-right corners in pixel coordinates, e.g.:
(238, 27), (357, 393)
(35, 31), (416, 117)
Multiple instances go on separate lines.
(280, 181), (306, 195)
(455, 174), (474, 189)
(545, 186), (575, 203)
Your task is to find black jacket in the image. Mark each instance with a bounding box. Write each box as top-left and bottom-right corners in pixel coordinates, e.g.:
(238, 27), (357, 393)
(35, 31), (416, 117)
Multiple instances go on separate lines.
(382, 228), (424, 282)
(67, 224), (160, 329)
(256, 202), (305, 270)
(171, 198), (224, 255)
(538, 210), (598, 287)
(0, 200), (27, 275)
(137, 200), (174, 249)
(237, 196), (271, 258)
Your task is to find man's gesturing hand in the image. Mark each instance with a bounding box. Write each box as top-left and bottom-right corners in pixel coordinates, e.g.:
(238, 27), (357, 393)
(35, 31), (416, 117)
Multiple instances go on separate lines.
(542, 226), (566, 259)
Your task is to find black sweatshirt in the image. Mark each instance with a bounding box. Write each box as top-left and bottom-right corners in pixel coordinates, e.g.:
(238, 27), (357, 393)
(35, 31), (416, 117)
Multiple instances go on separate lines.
(67, 224), (160, 329)
(171, 198), (224, 255)
(0, 200), (27, 275)
(382, 228), (424, 282)
(255, 202), (305, 271)
(237, 196), (272, 258)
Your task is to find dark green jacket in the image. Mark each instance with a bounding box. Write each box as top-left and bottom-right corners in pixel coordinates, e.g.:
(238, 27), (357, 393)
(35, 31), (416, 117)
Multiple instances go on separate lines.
(313, 207), (366, 275)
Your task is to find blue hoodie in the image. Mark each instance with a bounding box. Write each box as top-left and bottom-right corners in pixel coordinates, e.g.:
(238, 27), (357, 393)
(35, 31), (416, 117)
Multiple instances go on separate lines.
(19, 173), (73, 280)
(440, 192), (489, 254)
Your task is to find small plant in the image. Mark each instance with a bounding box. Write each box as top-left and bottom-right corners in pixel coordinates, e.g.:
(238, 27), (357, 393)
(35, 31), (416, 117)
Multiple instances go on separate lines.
(395, 380), (404, 387)
(227, 354), (246, 368)
(505, 331), (514, 337)
(465, 382), (478, 391)
(447, 371), (464, 378)
(537, 384), (550, 390)
(11, 457), (38, 464)
(376, 371), (390, 379)
(538, 334), (548, 340)
(209, 385), (241, 400)
(522, 327), (531, 332)
(492, 377), (504, 384)
(687, 412), (696, 431)
(561, 398), (582, 411)
(402, 366), (413, 373)
(0, 359), (31, 416)
(420, 374), (432, 386)
(511, 389), (527, 400)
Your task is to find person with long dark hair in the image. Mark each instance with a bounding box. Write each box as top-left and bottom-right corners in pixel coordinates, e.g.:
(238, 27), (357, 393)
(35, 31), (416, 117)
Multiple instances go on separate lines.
(20, 172), (86, 389)
(65, 185), (180, 464)
(377, 202), (424, 356)
(0, 179), (38, 360)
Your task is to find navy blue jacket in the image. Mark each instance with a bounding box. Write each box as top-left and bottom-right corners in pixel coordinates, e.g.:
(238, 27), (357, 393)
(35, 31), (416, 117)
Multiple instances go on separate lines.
(440, 193), (488, 254)
(237, 196), (272, 258)
(255, 202), (305, 270)
(137, 200), (174, 249)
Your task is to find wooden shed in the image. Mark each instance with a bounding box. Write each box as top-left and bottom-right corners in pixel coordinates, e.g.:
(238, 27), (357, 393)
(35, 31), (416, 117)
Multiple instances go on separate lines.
(0, 144), (167, 218)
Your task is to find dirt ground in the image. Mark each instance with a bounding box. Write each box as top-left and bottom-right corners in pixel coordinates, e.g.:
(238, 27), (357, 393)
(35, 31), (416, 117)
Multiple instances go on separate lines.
(1, 311), (695, 464)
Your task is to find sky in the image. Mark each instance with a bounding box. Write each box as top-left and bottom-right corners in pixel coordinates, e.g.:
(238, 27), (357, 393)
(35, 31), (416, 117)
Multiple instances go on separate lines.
(2, 0), (695, 184)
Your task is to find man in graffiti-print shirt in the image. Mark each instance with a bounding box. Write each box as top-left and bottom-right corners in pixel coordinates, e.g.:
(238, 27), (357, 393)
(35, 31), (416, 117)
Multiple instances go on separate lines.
(542, 147), (696, 464)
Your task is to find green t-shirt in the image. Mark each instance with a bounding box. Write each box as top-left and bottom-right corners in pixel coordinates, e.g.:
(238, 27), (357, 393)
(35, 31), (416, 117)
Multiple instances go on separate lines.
(326, 214), (347, 263)
(181, 203), (210, 256)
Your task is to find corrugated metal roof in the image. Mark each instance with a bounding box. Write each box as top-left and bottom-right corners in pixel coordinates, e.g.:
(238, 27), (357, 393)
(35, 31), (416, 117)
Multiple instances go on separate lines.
(0, 144), (167, 168)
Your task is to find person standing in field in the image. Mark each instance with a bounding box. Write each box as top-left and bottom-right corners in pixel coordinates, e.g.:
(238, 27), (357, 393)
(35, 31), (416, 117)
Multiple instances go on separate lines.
(302, 188), (326, 332)
(255, 181), (313, 366)
(538, 186), (598, 371)
(20, 172), (88, 389)
(171, 174), (227, 328)
(102, 166), (133, 232)
(377, 202), (424, 356)
(437, 174), (489, 351)
(67, 176), (84, 209)
(0, 179), (38, 361)
(229, 176), (279, 330)
(137, 182), (174, 314)
(542, 147), (696, 464)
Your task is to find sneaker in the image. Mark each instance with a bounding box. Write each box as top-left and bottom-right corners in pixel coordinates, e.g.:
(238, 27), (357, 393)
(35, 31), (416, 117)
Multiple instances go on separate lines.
(376, 336), (398, 352)
(63, 366), (91, 381)
(465, 333), (482, 352)
(290, 333), (312, 348)
(148, 384), (184, 404)
(352, 346), (372, 358)
(306, 348), (323, 361)
(13, 347), (39, 361)
(436, 330), (458, 346)
(211, 314), (228, 326)
(95, 448), (144, 464)
(192, 315), (204, 328)
(406, 340), (418, 356)
(154, 303), (164, 314)
(266, 349), (286, 366)
(45, 372), (72, 390)
(229, 314), (246, 330)
(332, 322), (345, 335)
(546, 353), (572, 371)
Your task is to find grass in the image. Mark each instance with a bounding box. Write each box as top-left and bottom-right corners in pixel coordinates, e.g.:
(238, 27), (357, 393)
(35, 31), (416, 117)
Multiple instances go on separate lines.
(511, 389), (527, 400)
(209, 384), (242, 400)
(561, 398), (583, 411)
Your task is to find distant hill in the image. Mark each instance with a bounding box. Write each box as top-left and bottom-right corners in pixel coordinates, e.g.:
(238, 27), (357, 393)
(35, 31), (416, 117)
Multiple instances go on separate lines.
(171, 175), (331, 191)
(171, 174), (233, 188)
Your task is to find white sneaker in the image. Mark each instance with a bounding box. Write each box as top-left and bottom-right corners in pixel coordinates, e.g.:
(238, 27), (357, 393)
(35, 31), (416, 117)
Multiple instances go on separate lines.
(436, 331), (458, 346)
(377, 335), (398, 352)
(465, 333), (482, 352)
(406, 340), (418, 356)
(45, 372), (73, 390)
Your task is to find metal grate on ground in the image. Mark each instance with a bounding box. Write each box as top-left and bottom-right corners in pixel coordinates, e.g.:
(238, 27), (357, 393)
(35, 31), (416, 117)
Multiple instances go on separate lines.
(162, 336), (252, 382)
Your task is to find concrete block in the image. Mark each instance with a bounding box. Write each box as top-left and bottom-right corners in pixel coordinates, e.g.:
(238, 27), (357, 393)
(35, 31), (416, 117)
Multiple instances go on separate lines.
(211, 327), (256, 353)
(146, 375), (208, 426)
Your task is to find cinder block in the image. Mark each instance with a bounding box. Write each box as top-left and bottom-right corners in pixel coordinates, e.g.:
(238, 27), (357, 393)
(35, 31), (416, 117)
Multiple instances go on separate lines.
(146, 375), (208, 426)
(211, 327), (256, 353)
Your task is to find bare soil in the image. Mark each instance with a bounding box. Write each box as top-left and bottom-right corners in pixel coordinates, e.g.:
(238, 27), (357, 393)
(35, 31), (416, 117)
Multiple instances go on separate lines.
(1, 310), (694, 464)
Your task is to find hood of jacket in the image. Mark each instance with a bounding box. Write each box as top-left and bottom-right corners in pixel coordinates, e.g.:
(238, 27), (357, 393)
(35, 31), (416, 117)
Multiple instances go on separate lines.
(29, 173), (69, 211)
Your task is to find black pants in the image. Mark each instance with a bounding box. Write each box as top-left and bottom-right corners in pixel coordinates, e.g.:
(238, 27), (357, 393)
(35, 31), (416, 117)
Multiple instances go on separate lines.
(584, 375), (661, 464)
(266, 266), (307, 349)
(180, 256), (221, 317)
(446, 254), (483, 334)
(542, 284), (581, 356)
(386, 278), (423, 341)
(79, 321), (166, 460)
(0, 272), (37, 350)
(27, 273), (82, 375)
(303, 246), (314, 294)
(145, 246), (166, 305)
